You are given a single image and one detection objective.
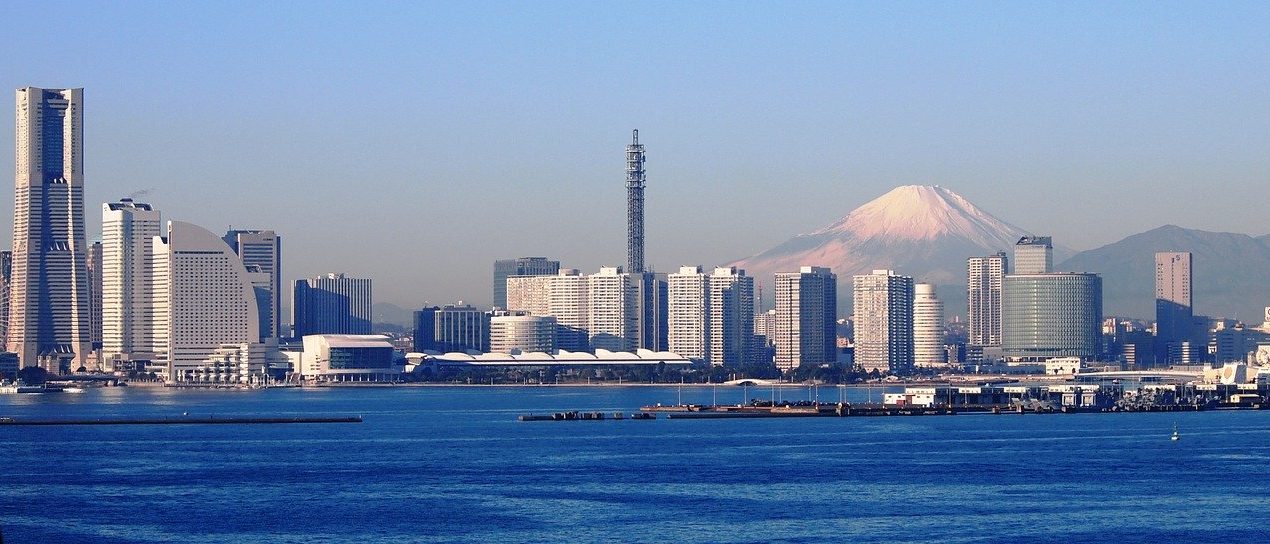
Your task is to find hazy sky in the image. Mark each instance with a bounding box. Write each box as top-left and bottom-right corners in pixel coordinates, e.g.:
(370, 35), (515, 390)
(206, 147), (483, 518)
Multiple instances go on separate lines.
(2, 1), (1268, 311)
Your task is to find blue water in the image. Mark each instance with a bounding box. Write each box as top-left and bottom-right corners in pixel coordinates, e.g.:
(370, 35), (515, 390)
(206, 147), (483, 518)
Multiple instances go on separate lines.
(3, 385), (1270, 543)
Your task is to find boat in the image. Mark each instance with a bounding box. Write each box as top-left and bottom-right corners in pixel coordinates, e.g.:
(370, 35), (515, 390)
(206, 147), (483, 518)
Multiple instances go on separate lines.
(63, 387), (86, 394)
(0, 384), (46, 394)
(1171, 423), (1180, 441)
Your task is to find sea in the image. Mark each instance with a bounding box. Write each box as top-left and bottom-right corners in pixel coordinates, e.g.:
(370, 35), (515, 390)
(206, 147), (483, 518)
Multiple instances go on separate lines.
(2, 385), (1270, 543)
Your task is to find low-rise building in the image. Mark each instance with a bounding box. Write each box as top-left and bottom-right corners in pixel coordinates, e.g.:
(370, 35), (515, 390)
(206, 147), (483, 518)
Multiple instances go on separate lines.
(299, 334), (400, 382)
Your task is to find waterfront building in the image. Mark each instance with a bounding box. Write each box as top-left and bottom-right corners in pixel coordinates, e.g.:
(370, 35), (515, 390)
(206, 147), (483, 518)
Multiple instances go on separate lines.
(667, 266), (708, 361)
(157, 221), (265, 382)
(853, 270), (915, 374)
(1013, 236), (1053, 275)
(224, 229), (282, 341)
(101, 199), (163, 367)
(292, 273), (372, 337)
(1155, 251), (1192, 366)
(489, 312), (556, 353)
(708, 267), (753, 367)
(505, 269), (590, 351)
(299, 334), (397, 382)
(913, 283), (946, 368)
(414, 304), (489, 353)
(1002, 273), (1102, 361)
(774, 266), (837, 372)
(9, 87), (92, 372)
(633, 271), (669, 352)
(492, 257), (559, 309)
(0, 250), (10, 347)
(587, 267), (638, 352)
(87, 241), (102, 353)
(967, 252), (1007, 347)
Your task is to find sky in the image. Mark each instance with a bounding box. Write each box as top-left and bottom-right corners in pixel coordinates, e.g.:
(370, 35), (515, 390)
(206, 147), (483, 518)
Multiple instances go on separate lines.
(1, 1), (1268, 312)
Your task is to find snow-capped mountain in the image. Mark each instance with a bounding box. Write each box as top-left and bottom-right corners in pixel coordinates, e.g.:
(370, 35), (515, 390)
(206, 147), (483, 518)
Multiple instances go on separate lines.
(731, 185), (1029, 313)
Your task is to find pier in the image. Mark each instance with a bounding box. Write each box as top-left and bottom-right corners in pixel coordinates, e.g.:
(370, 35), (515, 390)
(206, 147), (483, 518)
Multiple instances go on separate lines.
(0, 415), (363, 426)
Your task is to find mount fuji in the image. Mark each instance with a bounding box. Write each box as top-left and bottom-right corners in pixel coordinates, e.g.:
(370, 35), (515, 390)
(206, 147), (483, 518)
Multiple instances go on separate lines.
(730, 185), (1035, 316)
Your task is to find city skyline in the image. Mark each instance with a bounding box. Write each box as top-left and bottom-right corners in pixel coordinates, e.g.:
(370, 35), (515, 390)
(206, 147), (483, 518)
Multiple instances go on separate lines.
(2, 4), (1269, 311)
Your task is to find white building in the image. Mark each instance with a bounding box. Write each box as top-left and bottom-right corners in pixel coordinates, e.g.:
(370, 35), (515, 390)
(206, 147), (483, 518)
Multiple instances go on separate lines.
(667, 266), (709, 361)
(223, 229), (282, 342)
(10, 87), (92, 372)
(774, 266), (837, 372)
(708, 267), (753, 367)
(299, 334), (397, 382)
(158, 221), (265, 382)
(587, 267), (638, 352)
(101, 199), (163, 368)
(506, 269), (590, 351)
(489, 313), (556, 353)
(913, 283), (946, 368)
(967, 252), (1006, 347)
(853, 270), (914, 374)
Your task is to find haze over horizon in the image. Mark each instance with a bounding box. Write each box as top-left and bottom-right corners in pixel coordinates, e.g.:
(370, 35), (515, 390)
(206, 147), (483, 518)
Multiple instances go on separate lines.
(2, 2), (1268, 311)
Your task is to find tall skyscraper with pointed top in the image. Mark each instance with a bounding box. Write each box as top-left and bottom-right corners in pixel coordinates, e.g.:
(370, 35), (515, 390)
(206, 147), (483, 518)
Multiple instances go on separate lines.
(626, 130), (645, 274)
(10, 87), (92, 373)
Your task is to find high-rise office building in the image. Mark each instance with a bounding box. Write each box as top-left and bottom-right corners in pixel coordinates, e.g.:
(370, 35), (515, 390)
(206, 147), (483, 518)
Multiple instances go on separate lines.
(102, 199), (164, 367)
(587, 267), (638, 352)
(1002, 273), (1102, 361)
(224, 230), (282, 342)
(633, 272), (668, 352)
(414, 305), (488, 353)
(913, 283), (946, 368)
(0, 250), (10, 348)
(967, 252), (1007, 347)
(492, 257), (559, 309)
(853, 270), (915, 374)
(708, 267), (754, 367)
(10, 87), (92, 372)
(774, 266), (837, 371)
(292, 273), (372, 337)
(156, 221), (265, 382)
(1013, 236), (1053, 275)
(87, 241), (103, 352)
(667, 266), (709, 361)
(1155, 252), (1192, 366)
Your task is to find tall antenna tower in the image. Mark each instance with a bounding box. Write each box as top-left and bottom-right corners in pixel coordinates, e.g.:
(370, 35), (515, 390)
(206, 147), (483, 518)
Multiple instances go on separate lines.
(625, 129), (646, 273)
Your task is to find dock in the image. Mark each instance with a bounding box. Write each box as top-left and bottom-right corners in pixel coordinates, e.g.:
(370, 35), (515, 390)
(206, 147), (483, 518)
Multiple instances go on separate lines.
(0, 415), (363, 426)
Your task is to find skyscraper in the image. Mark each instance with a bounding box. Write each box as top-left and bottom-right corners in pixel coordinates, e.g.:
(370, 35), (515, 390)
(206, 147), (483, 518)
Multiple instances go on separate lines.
(913, 283), (946, 368)
(292, 273), (373, 337)
(1155, 251), (1192, 366)
(853, 270), (915, 374)
(626, 130), (645, 274)
(667, 266), (708, 361)
(967, 252), (1007, 347)
(101, 199), (163, 368)
(157, 221), (265, 382)
(87, 241), (103, 353)
(492, 257), (559, 309)
(0, 250), (10, 348)
(587, 267), (638, 352)
(10, 87), (91, 372)
(1013, 236), (1053, 275)
(707, 267), (754, 367)
(224, 230), (282, 342)
(774, 266), (837, 372)
(1002, 273), (1102, 361)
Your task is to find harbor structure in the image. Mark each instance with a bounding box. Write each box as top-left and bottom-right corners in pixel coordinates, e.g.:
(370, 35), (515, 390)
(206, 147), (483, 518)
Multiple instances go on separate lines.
(774, 266), (837, 372)
(1002, 272), (1103, 361)
(913, 283), (946, 368)
(292, 273), (372, 337)
(9, 87), (92, 372)
(853, 270), (915, 374)
(967, 252), (1007, 347)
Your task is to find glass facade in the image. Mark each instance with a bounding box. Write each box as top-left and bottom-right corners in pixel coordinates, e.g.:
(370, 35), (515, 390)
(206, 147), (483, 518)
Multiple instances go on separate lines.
(328, 346), (394, 369)
(1002, 273), (1102, 361)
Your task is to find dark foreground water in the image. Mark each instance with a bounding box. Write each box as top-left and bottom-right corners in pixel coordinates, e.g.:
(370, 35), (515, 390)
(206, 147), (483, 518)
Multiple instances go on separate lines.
(3, 385), (1270, 543)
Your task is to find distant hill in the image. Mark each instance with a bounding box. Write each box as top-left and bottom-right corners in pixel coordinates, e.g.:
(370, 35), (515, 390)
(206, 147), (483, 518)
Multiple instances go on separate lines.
(1058, 225), (1270, 322)
(373, 302), (415, 328)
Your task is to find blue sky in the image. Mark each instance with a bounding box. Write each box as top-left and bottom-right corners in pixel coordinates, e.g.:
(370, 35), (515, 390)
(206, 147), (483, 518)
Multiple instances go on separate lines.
(1, 1), (1268, 310)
